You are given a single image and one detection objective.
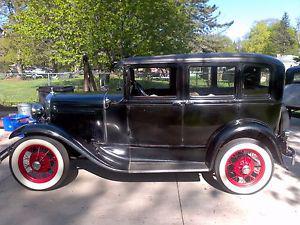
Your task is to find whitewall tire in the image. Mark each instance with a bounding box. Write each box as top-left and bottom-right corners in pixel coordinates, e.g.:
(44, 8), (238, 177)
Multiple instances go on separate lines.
(214, 138), (274, 195)
(9, 136), (70, 191)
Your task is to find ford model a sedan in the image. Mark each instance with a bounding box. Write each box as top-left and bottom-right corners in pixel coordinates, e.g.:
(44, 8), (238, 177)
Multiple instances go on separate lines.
(1, 53), (296, 195)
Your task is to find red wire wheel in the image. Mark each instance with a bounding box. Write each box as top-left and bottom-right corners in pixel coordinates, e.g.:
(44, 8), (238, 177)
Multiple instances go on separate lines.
(10, 136), (70, 191)
(225, 149), (265, 187)
(215, 138), (274, 195)
(18, 144), (59, 183)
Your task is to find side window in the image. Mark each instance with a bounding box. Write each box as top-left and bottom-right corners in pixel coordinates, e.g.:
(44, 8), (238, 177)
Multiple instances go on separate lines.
(189, 66), (235, 97)
(131, 67), (176, 97)
(189, 67), (211, 90)
(243, 65), (270, 96)
(293, 72), (300, 82)
(217, 67), (235, 88)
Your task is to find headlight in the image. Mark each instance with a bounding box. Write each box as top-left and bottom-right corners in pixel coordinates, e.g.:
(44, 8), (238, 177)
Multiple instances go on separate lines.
(31, 103), (45, 119)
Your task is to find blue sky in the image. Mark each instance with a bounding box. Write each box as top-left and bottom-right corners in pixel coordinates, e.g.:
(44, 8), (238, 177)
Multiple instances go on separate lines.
(211, 0), (300, 40)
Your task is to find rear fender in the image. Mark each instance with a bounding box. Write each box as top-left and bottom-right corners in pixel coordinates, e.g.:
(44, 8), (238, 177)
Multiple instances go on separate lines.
(206, 119), (283, 170)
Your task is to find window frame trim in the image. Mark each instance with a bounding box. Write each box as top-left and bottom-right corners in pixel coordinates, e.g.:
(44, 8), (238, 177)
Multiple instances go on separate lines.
(240, 63), (273, 98)
(186, 64), (238, 100)
(126, 64), (181, 100)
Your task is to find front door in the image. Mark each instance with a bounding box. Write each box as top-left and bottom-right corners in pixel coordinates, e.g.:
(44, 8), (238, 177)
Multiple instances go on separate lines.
(126, 65), (183, 146)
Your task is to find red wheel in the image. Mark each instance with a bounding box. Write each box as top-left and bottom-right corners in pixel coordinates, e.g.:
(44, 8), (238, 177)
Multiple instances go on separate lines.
(10, 136), (69, 190)
(215, 138), (273, 194)
(18, 144), (59, 184)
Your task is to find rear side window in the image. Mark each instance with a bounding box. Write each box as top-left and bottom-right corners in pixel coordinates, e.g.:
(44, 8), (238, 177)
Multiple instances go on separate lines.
(243, 65), (270, 96)
(189, 66), (235, 97)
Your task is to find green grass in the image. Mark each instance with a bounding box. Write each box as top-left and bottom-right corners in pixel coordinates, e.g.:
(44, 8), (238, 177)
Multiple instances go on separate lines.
(0, 76), (127, 106)
(0, 77), (84, 106)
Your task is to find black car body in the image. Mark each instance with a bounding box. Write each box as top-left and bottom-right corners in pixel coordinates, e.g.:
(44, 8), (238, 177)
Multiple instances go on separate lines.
(1, 53), (296, 194)
(283, 66), (300, 114)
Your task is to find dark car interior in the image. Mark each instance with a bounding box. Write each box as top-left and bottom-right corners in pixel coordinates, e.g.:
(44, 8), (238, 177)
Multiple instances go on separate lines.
(129, 66), (177, 97)
(189, 66), (236, 97)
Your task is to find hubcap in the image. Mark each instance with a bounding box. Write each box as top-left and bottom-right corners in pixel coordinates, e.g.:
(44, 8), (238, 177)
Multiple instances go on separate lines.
(32, 161), (41, 171)
(18, 144), (59, 183)
(242, 165), (251, 175)
(225, 149), (266, 187)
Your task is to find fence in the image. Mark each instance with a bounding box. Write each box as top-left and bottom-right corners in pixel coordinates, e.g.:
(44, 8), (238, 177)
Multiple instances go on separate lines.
(0, 72), (77, 85)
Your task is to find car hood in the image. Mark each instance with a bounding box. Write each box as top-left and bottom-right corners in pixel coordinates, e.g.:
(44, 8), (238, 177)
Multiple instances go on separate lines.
(50, 93), (123, 114)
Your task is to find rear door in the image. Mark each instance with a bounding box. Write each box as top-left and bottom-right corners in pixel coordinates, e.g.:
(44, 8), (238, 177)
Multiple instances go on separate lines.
(182, 64), (239, 146)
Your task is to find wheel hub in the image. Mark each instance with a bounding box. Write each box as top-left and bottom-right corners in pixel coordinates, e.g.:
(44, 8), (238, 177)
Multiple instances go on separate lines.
(32, 161), (41, 171)
(225, 149), (266, 187)
(233, 156), (255, 177)
(242, 165), (251, 175)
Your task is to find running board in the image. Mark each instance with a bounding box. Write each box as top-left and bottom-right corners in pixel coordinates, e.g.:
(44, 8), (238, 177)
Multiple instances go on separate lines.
(91, 144), (209, 173)
(129, 161), (209, 173)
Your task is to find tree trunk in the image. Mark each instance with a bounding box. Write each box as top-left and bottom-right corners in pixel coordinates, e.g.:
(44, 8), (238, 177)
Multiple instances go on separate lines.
(83, 54), (90, 92)
(83, 54), (97, 92)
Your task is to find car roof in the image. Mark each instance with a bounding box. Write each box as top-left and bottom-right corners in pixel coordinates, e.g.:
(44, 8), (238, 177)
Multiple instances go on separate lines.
(119, 53), (284, 68)
(286, 65), (300, 74)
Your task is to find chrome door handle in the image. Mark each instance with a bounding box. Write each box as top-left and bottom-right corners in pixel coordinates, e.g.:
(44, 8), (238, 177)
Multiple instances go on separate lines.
(185, 100), (194, 105)
(172, 101), (183, 106)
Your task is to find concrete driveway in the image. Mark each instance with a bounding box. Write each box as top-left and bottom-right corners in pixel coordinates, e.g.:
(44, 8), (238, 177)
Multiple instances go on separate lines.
(0, 120), (299, 225)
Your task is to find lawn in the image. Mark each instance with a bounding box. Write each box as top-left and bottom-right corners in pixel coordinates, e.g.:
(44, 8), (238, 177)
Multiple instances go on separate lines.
(0, 77), (84, 106)
(0, 76), (126, 106)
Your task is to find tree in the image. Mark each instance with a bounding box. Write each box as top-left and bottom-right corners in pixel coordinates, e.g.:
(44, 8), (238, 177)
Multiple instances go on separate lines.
(184, 0), (233, 52)
(191, 34), (237, 53)
(242, 13), (299, 56)
(1, 0), (232, 71)
(296, 17), (300, 48)
(6, 0), (196, 70)
(267, 12), (298, 55)
(183, 0), (233, 34)
(242, 22), (271, 54)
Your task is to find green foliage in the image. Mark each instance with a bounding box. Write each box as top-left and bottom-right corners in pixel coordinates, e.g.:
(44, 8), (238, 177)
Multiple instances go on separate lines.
(184, 0), (233, 34)
(191, 34), (237, 53)
(0, 0), (231, 71)
(267, 13), (298, 55)
(242, 22), (271, 54)
(3, 0), (194, 70)
(242, 13), (299, 56)
(186, 0), (233, 53)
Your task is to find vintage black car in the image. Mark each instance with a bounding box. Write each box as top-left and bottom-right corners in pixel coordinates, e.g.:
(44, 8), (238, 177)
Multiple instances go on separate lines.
(283, 66), (300, 115)
(0, 53), (296, 195)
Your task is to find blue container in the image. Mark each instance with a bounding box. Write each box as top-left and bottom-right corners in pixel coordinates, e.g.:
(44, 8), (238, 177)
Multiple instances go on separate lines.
(2, 114), (30, 131)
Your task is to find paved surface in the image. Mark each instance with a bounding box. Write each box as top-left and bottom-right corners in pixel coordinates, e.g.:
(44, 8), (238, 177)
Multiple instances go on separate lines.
(0, 120), (299, 225)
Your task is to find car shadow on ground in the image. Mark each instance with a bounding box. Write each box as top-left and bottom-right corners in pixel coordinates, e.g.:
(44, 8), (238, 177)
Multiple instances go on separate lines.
(69, 159), (225, 193)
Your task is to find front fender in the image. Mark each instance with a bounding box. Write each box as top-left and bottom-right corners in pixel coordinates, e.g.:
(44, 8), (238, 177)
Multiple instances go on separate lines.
(10, 123), (73, 140)
(9, 123), (126, 172)
(206, 119), (284, 170)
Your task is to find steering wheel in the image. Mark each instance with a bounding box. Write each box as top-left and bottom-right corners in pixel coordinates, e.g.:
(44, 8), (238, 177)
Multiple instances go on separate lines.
(134, 81), (148, 96)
